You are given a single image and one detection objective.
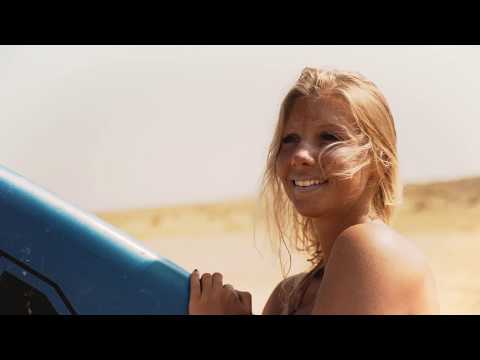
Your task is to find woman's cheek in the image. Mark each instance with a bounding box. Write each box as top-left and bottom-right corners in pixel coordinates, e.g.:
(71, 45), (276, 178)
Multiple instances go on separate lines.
(275, 149), (291, 176)
(321, 146), (363, 178)
(321, 150), (349, 177)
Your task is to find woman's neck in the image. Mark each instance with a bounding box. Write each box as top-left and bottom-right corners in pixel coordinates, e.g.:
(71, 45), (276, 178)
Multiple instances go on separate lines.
(311, 202), (375, 264)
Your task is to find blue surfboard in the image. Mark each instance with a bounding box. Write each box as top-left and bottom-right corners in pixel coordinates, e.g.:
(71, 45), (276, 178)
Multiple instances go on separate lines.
(0, 165), (190, 315)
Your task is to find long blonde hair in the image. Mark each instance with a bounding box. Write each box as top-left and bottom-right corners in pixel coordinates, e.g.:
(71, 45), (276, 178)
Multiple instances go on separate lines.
(260, 67), (402, 280)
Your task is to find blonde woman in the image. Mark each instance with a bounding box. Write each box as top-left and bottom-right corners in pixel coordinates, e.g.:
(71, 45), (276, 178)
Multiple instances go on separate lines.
(188, 67), (439, 315)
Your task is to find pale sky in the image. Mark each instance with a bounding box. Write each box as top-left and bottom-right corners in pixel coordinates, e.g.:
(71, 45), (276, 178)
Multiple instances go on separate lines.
(1, 45), (479, 212)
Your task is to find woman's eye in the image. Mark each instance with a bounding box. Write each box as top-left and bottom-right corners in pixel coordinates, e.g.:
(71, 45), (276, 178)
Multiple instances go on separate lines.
(281, 134), (299, 144)
(320, 132), (339, 142)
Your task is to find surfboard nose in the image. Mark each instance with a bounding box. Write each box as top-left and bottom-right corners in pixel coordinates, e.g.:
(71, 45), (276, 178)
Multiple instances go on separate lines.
(0, 165), (190, 315)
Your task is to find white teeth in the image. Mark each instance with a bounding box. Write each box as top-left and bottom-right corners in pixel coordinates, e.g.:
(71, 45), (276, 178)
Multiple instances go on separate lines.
(294, 179), (323, 187)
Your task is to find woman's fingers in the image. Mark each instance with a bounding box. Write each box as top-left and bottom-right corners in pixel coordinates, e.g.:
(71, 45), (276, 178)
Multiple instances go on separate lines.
(222, 284), (234, 292)
(190, 269), (201, 299)
(222, 284), (239, 300)
(237, 291), (252, 309)
(200, 273), (212, 297)
(212, 272), (223, 289)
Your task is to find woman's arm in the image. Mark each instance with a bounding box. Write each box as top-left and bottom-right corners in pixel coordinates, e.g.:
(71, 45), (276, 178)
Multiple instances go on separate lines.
(262, 273), (304, 315)
(262, 282), (284, 315)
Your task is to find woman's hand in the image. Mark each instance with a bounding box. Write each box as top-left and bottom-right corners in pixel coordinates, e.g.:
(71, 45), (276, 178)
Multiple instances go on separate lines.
(188, 270), (253, 315)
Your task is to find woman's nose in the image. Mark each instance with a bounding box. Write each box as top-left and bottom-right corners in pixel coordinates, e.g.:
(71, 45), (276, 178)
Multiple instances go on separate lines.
(291, 147), (316, 167)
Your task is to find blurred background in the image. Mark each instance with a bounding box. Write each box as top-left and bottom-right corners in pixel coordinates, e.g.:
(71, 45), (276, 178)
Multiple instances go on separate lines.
(1, 45), (479, 314)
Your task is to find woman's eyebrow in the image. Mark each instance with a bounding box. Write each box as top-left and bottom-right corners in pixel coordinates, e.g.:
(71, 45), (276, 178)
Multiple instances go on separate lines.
(320, 115), (356, 129)
(310, 121), (350, 132)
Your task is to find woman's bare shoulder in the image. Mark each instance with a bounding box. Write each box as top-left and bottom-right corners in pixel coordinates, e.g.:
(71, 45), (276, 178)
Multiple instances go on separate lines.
(262, 272), (305, 315)
(312, 222), (438, 314)
(336, 222), (429, 276)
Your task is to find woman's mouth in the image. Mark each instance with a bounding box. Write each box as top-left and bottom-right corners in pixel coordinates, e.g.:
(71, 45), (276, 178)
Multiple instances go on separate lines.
(291, 179), (329, 192)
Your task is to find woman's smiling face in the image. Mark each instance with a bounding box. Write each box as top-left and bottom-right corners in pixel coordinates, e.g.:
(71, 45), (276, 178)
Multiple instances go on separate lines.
(275, 95), (372, 218)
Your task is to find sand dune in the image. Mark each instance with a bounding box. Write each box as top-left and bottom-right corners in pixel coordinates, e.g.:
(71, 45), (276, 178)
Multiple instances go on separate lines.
(97, 177), (480, 314)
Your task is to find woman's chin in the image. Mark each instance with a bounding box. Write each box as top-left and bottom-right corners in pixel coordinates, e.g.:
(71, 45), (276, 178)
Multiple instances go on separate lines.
(294, 205), (326, 218)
